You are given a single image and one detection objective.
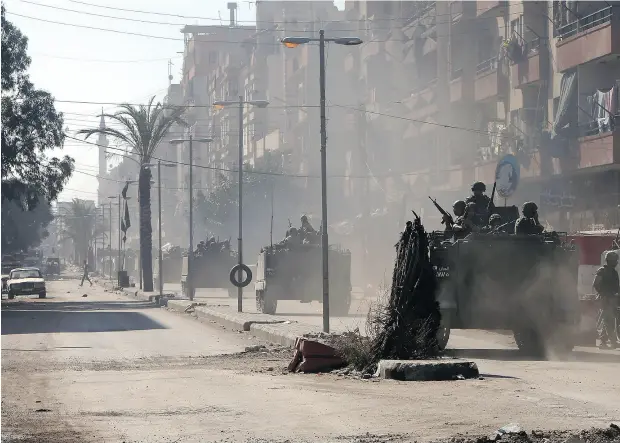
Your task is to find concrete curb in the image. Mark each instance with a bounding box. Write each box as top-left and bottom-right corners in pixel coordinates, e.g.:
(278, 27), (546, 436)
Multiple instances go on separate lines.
(376, 359), (480, 381)
(166, 300), (302, 335)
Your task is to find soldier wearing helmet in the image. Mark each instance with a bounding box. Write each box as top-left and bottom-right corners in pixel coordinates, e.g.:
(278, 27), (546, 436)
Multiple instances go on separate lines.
(300, 215), (316, 234)
(453, 202), (480, 236)
(443, 200), (466, 232)
(515, 201), (544, 235)
(465, 182), (495, 226)
(593, 250), (619, 349)
(482, 213), (503, 233)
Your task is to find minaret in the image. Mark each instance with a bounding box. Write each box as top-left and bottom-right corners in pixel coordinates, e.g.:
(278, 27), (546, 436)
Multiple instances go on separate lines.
(97, 109), (109, 206)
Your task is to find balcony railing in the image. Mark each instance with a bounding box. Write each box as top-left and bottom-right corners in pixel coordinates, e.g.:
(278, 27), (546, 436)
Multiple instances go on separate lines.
(476, 56), (498, 76)
(558, 6), (613, 40)
(523, 38), (541, 57)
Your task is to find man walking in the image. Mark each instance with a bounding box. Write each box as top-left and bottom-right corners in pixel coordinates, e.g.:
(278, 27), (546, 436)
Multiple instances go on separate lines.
(80, 260), (92, 287)
(593, 251), (619, 349)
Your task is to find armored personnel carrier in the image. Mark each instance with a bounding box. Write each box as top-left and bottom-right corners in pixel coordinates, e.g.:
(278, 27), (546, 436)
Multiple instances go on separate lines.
(254, 244), (352, 316)
(180, 250), (238, 299)
(429, 211), (580, 355)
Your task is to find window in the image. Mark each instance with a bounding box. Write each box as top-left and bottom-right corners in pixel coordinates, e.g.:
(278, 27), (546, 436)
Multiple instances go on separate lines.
(510, 15), (523, 41)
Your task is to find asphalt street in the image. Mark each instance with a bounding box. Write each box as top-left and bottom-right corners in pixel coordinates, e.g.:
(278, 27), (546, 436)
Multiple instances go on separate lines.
(2, 278), (619, 443)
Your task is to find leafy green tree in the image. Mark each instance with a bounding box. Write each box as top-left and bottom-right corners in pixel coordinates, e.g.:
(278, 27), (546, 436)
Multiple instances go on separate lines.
(59, 199), (102, 264)
(1, 5), (73, 208)
(1, 197), (54, 254)
(195, 151), (300, 257)
(76, 97), (185, 292)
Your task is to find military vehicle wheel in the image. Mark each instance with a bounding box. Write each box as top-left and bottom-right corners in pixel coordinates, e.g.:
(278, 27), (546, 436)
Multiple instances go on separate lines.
(436, 316), (451, 351)
(330, 293), (351, 316)
(256, 290), (277, 315)
(7, 291), (15, 300)
(513, 328), (544, 356)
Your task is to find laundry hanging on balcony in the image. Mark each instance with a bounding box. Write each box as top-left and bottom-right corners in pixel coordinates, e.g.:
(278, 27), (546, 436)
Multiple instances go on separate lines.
(585, 82), (618, 136)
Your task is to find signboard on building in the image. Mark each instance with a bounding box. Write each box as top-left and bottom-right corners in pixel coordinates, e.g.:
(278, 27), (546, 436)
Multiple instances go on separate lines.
(495, 154), (520, 198)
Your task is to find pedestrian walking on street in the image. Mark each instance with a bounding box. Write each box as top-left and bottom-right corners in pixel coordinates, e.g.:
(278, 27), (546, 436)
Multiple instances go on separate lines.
(593, 251), (619, 349)
(80, 260), (92, 287)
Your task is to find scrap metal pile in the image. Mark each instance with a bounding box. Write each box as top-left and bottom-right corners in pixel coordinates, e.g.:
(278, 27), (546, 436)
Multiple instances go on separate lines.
(366, 214), (441, 368)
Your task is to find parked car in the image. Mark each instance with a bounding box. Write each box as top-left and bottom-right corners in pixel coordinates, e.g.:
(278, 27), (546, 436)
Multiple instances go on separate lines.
(6, 267), (46, 299)
(1, 262), (21, 293)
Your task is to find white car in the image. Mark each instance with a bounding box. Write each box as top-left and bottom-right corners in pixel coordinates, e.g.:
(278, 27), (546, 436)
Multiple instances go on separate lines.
(6, 267), (47, 299)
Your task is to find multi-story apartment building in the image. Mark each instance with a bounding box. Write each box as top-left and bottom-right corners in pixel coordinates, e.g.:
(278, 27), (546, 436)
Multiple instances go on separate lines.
(341, 0), (619, 289)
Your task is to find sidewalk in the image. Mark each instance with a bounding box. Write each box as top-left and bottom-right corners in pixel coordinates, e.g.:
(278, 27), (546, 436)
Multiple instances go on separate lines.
(94, 279), (326, 347)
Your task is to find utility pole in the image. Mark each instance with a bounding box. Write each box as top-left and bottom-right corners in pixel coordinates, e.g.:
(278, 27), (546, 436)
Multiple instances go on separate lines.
(189, 134), (194, 300)
(213, 97), (268, 312)
(108, 202), (112, 279)
(170, 135), (212, 301)
(237, 95), (244, 313)
(280, 32), (363, 333)
(318, 30), (330, 333)
(118, 194), (121, 286)
(158, 160), (163, 297)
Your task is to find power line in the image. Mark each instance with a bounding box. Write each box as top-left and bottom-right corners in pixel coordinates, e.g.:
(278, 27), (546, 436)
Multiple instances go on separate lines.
(7, 10), (529, 47)
(33, 53), (182, 64)
(20, 0), (525, 34)
(68, 0), (522, 25)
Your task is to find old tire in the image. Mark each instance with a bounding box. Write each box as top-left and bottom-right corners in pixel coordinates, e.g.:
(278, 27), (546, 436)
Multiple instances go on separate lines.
(330, 292), (351, 316)
(256, 289), (277, 315)
(229, 264), (252, 288)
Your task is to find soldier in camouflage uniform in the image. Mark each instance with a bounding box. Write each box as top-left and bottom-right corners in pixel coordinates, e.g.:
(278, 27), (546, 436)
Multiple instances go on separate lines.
(593, 251), (619, 349)
(515, 202), (544, 235)
(465, 182), (495, 227)
(453, 202), (480, 236)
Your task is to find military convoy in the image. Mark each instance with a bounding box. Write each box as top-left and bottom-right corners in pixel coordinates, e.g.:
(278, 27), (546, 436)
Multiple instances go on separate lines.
(180, 249), (238, 299)
(254, 243), (352, 315)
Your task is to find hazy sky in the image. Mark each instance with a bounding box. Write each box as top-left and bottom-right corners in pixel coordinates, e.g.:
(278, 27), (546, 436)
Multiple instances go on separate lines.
(4, 0), (263, 203)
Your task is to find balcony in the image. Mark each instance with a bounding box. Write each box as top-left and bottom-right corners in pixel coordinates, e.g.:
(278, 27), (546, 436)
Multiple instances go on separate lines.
(403, 80), (438, 120)
(475, 57), (506, 102)
(556, 6), (619, 72)
(476, 0), (506, 18)
(450, 69), (463, 102)
(511, 39), (543, 88)
(577, 129), (619, 170)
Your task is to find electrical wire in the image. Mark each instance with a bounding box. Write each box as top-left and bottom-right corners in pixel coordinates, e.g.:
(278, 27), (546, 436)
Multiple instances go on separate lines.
(33, 53), (182, 64)
(19, 0), (526, 33)
(67, 0), (522, 25)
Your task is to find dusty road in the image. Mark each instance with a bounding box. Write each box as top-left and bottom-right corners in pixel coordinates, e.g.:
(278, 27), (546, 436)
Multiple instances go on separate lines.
(2, 278), (619, 443)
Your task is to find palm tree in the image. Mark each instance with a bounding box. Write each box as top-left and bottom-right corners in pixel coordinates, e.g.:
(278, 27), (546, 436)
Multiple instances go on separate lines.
(60, 199), (101, 264)
(77, 97), (185, 292)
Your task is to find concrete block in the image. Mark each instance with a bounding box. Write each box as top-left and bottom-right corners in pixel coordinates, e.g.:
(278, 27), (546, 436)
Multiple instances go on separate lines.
(376, 359), (479, 381)
(300, 339), (338, 358)
(297, 356), (346, 373)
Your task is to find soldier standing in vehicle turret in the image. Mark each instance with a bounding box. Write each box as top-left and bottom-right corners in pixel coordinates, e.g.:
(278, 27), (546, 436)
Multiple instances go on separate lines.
(466, 182), (495, 226)
(453, 203), (480, 236)
(593, 251), (619, 349)
(515, 202), (544, 235)
(300, 215), (316, 236)
(444, 200), (465, 233)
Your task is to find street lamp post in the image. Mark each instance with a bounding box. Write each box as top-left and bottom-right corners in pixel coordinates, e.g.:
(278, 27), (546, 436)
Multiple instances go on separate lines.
(213, 96), (268, 313)
(144, 161), (176, 298)
(170, 135), (213, 301)
(281, 31), (362, 333)
(107, 197), (119, 282)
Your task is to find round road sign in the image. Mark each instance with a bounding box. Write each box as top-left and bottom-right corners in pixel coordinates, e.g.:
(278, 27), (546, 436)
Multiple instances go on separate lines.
(495, 154), (520, 198)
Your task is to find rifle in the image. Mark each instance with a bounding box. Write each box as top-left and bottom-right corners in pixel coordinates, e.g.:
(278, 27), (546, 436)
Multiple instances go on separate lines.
(429, 196), (454, 227)
(488, 181), (496, 213)
(411, 209), (419, 219)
